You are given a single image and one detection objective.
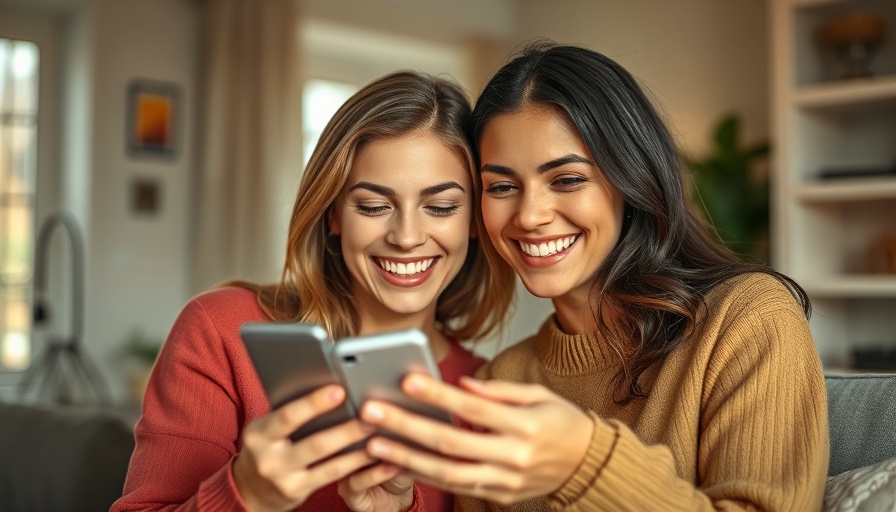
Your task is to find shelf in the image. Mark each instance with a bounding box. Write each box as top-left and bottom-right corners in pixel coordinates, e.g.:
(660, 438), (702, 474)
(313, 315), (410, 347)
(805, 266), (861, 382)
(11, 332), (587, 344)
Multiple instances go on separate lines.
(794, 76), (896, 110)
(796, 177), (896, 202)
(802, 275), (896, 298)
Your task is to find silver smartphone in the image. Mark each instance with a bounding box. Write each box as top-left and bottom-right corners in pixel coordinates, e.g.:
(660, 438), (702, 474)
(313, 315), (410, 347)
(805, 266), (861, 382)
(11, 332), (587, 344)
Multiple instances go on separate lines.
(333, 328), (453, 434)
(240, 322), (356, 443)
(241, 323), (451, 448)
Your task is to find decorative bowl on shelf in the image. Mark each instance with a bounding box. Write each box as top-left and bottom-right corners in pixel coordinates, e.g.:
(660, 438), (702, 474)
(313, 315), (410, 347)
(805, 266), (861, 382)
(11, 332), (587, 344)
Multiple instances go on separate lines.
(819, 12), (887, 79)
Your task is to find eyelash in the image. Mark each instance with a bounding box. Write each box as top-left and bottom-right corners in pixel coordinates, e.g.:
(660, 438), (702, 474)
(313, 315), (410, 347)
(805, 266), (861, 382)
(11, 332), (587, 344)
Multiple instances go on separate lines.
(354, 204), (460, 216)
(484, 176), (588, 196)
(554, 176), (588, 188)
(484, 183), (517, 195)
(356, 204), (390, 215)
(427, 205), (459, 216)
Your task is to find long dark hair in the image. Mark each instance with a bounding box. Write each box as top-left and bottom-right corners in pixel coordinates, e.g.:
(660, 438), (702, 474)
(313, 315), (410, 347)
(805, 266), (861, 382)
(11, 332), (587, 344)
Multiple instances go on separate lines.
(471, 42), (809, 401)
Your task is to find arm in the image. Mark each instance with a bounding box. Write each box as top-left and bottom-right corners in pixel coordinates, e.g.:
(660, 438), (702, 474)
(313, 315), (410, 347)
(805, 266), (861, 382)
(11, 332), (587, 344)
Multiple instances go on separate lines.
(111, 298), (255, 511)
(111, 297), (392, 512)
(548, 303), (828, 510)
(356, 296), (828, 510)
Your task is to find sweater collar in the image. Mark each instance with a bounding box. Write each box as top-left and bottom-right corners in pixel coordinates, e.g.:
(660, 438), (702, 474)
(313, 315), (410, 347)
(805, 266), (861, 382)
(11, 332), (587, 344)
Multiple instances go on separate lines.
(534, 315), (620, 375)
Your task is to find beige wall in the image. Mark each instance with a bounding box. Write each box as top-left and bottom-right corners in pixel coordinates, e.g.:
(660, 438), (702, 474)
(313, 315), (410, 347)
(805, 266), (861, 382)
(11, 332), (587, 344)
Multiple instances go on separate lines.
(0, 0), (772, 401)
(509, 0), (770, 157)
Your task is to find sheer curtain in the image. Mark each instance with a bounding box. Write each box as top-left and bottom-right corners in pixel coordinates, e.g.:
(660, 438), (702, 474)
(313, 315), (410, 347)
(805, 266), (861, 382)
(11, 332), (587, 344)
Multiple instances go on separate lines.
(192, 0), (302, 293)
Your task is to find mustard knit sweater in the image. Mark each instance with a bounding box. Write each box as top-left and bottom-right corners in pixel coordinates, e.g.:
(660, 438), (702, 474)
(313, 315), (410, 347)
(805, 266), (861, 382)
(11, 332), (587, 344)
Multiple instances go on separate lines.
(459, 273), (829, 511)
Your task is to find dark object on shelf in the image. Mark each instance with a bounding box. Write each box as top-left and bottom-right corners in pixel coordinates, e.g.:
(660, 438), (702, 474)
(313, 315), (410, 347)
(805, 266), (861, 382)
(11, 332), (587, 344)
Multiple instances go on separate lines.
(18, 211), (111, 406)
(851, 346), (896, 371)
(819, 12), (887, 79)
(818, 166), (896, 180)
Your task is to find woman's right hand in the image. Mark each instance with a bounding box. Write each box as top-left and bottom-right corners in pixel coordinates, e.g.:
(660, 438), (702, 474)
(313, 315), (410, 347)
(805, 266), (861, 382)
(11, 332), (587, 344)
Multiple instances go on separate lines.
(232, 384), (378, 512)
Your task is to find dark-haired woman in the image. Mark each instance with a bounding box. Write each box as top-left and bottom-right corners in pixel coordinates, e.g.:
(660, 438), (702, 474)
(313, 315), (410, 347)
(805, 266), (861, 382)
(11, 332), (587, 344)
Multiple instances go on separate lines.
(357, 43), (829, 511)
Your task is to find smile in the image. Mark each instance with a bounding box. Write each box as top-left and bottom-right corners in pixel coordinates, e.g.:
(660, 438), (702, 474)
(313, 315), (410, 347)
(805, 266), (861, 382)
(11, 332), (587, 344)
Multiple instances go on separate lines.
(517, 235), (578, 257)
(375, 257), (435, 276)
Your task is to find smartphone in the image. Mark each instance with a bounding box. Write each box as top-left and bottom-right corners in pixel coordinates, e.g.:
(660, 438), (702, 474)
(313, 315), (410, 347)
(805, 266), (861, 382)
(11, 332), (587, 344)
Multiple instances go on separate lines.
(240, 322), (356, 443)
(333, 328), (453, 447)
(241, 323), (452, 449)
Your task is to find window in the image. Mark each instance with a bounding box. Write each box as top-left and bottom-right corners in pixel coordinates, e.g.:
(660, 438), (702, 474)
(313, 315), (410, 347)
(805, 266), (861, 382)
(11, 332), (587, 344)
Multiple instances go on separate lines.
(0, 38), (39, 371)
(301, 78), (357, 168)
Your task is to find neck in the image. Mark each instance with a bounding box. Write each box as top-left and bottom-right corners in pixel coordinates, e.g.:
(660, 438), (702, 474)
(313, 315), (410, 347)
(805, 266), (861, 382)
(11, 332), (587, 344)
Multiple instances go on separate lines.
(551, 292), (618, 336)
(356, 307), (451, 361)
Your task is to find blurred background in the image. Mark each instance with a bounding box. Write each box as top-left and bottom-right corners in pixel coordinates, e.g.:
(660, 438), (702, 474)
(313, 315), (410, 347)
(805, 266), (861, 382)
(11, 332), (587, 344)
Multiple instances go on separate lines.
(1, 0), (892, 407)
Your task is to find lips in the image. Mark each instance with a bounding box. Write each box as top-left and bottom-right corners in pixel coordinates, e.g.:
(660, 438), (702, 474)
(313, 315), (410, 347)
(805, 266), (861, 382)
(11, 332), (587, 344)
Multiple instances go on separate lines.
(517, 235), (578, 258)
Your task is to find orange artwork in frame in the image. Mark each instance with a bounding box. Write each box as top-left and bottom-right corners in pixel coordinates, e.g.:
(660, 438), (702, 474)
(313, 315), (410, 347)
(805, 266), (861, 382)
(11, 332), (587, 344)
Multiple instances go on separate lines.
(127, 79), (179, 159)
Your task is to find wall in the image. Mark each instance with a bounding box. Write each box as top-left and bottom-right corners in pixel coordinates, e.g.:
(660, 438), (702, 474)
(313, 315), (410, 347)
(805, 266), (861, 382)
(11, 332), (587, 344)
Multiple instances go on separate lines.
(512, 0), (770, 155)
(0, 0), (198, 403)
(84, 0), (198, 403)
(0, 0), (771, 403)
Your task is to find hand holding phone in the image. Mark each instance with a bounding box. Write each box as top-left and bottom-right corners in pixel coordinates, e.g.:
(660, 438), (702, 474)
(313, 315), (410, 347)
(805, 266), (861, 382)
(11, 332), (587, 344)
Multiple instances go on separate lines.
(240, 323), (451, 447)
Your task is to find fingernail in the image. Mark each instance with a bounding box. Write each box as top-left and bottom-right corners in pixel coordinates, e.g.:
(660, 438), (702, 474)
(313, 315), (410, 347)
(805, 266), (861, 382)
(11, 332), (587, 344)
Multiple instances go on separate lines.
(363, 403), (384, 421)
(328, 386), (344, 403)
(460, 376), (483, 387)
(405, 375), (425, 394)
(369, 440), (389, 456)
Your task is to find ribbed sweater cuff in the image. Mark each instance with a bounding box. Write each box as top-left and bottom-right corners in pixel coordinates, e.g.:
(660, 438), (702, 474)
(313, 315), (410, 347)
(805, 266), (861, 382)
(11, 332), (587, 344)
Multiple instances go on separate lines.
(196, 455), (248, 511)
(549, 411), (617, 509)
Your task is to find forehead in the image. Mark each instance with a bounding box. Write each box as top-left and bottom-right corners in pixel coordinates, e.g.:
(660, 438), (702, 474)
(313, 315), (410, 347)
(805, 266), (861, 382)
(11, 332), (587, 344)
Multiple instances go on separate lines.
(479, 105), (591, 163)
(346, 131), (471, 190)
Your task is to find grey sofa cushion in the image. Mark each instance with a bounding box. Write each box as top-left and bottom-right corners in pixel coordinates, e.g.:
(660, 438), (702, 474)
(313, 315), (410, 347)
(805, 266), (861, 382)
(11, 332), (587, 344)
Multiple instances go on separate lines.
(826, 373), (896, 477)
(0, 401), (135, 512)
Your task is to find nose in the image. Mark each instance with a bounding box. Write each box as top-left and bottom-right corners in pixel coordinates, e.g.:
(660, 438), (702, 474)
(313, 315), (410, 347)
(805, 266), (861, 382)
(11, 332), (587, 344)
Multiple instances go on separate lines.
(514, 188), (554, 230)
(386, 211), (427, 249)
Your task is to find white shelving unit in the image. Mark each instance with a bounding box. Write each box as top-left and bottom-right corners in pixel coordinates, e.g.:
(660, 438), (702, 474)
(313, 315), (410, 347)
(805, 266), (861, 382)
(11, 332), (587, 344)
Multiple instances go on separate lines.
(771, 0), (896, 368)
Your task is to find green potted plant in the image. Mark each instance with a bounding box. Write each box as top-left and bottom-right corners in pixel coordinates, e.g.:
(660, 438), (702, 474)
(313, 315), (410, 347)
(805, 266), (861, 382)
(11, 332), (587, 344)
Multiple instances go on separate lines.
(686, 113), (770, 262)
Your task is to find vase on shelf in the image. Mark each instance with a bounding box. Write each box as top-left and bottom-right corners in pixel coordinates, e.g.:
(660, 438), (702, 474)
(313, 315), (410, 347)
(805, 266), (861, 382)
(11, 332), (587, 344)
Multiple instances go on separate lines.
(819, 12), (887, 80)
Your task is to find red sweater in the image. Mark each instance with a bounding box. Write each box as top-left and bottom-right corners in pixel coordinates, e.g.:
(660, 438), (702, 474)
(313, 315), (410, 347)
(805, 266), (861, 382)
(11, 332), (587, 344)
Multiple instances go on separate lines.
(112, 287), (484, 511)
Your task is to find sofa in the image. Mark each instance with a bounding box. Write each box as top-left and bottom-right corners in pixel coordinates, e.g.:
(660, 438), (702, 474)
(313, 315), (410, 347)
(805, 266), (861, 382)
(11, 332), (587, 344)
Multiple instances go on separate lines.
(0, 373), (894, 512)
(0, 401), (134, 512)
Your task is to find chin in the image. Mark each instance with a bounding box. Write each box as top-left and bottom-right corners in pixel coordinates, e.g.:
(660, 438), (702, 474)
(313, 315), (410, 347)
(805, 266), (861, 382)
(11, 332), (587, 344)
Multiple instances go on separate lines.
(518, 276), (577, 300)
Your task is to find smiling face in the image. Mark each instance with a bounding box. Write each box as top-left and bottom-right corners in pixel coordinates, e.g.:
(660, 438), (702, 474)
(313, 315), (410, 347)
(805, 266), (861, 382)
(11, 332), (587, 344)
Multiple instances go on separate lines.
(330, 130), (473, 334)
(479, 105), (625, 314)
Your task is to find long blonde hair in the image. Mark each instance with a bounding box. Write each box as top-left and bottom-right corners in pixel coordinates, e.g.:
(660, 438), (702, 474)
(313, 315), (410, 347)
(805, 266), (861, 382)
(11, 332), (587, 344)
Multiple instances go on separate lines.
(235, 71), (515, 341)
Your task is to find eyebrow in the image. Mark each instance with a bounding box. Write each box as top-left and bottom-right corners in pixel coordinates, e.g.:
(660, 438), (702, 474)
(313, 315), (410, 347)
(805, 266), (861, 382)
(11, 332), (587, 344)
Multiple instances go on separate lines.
(348, 181), (465, 197)
(480, 154), (594, 176)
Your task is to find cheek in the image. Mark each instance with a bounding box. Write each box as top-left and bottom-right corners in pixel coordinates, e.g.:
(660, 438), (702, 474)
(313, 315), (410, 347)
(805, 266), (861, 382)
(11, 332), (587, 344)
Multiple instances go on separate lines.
(435, 213), (473, 250)
(338, 217), (378, 255)
(480, 197), (509, 240)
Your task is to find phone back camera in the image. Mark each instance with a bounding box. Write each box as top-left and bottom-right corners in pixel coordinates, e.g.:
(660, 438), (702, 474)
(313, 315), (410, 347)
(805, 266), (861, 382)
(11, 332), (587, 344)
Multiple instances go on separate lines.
(342, 354), (357, 366)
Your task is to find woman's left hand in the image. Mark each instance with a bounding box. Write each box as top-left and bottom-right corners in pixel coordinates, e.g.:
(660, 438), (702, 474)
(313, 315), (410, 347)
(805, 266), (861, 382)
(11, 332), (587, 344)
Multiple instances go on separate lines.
(337, 464), (415, 512)
(358, 375), (595, 506)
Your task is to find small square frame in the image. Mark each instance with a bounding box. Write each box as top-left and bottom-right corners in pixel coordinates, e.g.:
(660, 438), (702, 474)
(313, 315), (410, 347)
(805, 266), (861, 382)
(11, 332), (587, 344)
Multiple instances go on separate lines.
(127, 79), (180, 159)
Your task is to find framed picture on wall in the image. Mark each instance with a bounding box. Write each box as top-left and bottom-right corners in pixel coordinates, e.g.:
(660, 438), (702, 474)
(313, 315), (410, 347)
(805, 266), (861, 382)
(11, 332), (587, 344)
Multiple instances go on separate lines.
(126, 79), (180, 159)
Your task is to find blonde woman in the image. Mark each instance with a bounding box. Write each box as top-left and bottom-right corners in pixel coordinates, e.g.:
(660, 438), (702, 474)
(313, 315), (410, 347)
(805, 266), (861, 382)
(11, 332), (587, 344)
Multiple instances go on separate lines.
(112, 71), (515, 512)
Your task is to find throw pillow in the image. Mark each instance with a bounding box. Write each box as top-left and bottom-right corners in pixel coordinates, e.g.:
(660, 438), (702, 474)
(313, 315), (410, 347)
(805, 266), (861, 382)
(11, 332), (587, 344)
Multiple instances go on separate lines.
(825, 456), (896, 511)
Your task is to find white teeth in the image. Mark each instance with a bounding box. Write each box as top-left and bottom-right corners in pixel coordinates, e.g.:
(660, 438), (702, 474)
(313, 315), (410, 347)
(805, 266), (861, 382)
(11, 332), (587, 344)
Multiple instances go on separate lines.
(518, 236), (577, 258)
(377, 258), (434, 276)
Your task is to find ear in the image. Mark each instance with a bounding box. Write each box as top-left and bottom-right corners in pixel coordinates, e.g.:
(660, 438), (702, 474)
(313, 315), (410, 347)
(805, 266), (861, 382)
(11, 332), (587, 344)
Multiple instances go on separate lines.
(469, 219), (478, 239)
(328, 210), (341, 235)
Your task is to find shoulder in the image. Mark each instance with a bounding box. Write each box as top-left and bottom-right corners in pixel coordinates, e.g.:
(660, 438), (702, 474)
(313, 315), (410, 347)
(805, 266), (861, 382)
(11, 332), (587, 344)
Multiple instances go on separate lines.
(694, 272), (817, 376)
(185, 286), (263, 318)
(166, 286), (268, 349)
(704, 272), (806, 321)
